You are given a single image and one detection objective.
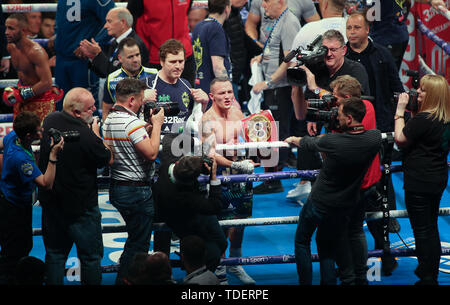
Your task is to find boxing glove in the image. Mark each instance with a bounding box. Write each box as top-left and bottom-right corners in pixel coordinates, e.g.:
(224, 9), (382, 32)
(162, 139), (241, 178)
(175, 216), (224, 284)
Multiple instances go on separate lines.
(2, 86), (23, 106)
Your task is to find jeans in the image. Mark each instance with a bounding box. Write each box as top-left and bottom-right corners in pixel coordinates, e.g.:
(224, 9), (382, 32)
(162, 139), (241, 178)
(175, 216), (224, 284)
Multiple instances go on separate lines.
(405, 191), (442, 284)
(295, 197), (352, 285)
(0, 195), (32, 284)
(336, 188), (370, 285)
(109, 183), (154, 285)
(42, 204), (103, 285)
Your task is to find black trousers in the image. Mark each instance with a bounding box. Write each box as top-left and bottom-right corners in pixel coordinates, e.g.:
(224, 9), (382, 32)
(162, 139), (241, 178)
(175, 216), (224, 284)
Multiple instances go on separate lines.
(405, 190), (442, 283)
(0, 194), (33, 284)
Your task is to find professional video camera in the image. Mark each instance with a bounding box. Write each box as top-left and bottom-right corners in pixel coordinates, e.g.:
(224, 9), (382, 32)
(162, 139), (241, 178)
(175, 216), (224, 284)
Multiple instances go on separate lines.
(305, 94), (339, 131)
(48, 128), (80, 144)
(285, 35), (328, 87)
(143, 101), (180, 122)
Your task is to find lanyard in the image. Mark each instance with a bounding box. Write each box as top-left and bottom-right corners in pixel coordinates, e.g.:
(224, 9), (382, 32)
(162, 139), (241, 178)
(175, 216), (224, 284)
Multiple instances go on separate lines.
(16, 139), (35, 163)
(262, 7), (289, 53)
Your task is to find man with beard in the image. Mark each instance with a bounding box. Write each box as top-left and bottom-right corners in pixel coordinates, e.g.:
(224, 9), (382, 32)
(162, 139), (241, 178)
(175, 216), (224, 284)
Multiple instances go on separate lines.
(2, 14), (63, 123)
(38, 88), (113, 285)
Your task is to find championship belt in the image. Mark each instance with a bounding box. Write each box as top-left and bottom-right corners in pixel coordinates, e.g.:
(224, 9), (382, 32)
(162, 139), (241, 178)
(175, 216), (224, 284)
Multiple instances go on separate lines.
(241, 110), (277, 142)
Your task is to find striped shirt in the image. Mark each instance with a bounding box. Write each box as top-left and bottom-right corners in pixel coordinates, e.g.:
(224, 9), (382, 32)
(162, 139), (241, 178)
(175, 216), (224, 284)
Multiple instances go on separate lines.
(103, 106), (154, 182)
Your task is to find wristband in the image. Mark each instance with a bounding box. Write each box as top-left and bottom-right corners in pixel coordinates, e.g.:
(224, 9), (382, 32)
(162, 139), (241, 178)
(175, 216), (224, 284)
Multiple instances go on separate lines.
(394, 115), (404, 120)
(265, 80), (274, 89)
(20, 87), (35, 100)
(49, 159), (58, 164)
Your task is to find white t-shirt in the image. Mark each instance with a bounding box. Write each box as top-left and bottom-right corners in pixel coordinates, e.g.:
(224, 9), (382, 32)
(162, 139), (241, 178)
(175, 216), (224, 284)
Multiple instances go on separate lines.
(103, 106), (154, 182)
(291, 17), (347, 51)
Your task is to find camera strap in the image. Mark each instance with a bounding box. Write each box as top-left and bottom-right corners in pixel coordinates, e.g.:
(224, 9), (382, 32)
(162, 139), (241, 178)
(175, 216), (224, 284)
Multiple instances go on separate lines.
(346, 124), (365, 133)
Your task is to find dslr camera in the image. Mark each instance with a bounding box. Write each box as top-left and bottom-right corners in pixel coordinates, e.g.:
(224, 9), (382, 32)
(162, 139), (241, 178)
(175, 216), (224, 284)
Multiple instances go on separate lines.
(285, 35), (328, 87)
(305, 94), (339, 131)
(48, 128), (80, 144)
(143, 101), (179, 122)
(393, 89), (418, 113)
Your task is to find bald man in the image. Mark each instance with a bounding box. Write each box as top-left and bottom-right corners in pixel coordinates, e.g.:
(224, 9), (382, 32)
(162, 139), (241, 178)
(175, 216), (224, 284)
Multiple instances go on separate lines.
(38, 87), (112, 285)
(3, 13), (63, 123)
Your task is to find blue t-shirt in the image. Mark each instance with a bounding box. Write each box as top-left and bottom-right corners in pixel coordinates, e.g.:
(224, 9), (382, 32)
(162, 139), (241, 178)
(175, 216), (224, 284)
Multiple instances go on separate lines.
(55, 0), (115, 58)
(145, 73), (192, 134)
(0, 131), (42, 206)
(192, 18), (231, 94)
(370, 0), (409, 45)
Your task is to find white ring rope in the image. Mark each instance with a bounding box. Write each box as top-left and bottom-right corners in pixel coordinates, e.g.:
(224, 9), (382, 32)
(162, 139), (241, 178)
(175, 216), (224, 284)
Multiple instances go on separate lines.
(31, 208), (450, 236)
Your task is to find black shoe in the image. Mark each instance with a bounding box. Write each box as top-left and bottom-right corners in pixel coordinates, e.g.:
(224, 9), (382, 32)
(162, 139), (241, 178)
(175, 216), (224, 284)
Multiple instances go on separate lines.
(253, 180), (284, 194)
(382, 259), (398, 276)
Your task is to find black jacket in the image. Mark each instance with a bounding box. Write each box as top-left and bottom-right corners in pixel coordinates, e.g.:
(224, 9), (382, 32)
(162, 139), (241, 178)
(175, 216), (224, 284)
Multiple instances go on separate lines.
(90, 29), (149, 78)
(38, 111), (111, 219)
(346, 40), (404, 132)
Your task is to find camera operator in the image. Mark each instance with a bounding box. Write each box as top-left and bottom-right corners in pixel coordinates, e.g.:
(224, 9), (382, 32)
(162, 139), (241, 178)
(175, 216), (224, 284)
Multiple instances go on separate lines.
(153, 134), (228, 275)
(38, 88), (113, 285)
(0, 111), (63, 284)
(103, 78), (164, 285)
(288, 29), (370, 203)
(394, 74), (450, 285)
(285, 97), (381, 285)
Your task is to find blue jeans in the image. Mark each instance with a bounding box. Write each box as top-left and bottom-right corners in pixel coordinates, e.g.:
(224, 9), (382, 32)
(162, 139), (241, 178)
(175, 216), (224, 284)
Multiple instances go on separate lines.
(295, 196), (352, 285)
(42, 204), (103, 285)
(109, 183), (154, 285)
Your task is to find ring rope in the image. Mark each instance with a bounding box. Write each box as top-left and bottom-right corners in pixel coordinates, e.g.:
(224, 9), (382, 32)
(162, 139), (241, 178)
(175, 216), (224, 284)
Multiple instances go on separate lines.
(417, 18), (450, 56)
(31, 208), (450, 236)
(97, 247), (450, 272)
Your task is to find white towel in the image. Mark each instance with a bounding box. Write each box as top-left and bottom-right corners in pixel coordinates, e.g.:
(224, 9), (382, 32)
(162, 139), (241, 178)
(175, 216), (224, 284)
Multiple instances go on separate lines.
(247, 62), (264, 114)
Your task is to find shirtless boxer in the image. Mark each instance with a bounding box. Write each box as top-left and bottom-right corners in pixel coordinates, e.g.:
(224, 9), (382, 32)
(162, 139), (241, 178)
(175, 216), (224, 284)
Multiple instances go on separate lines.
(200, 77), (258, 285)
(2, 14), (63, 123)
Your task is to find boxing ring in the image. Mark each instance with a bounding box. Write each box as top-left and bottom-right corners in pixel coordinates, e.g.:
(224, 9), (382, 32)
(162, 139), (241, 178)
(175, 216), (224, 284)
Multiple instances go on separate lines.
(0, 2), (449, 285)
(24, 139), (450, 284)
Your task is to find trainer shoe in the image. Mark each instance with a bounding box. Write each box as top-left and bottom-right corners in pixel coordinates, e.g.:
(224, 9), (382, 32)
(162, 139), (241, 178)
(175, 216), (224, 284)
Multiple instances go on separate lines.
(253, 180), (284, 194)
(215, 265), (229, 285)
(227, 265), (256, 285)
(286, 181), (311, 202)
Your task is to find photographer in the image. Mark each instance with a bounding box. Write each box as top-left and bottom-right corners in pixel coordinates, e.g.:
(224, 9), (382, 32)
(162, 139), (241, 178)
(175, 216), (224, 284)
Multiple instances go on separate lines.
(103, 78), (164, 285)
(0, 111), (63, 284)
(394, 74), (450, 285)
(153, 134), (227, 275)
(38, 88), (112, 285)
(285, 97), (381, 285)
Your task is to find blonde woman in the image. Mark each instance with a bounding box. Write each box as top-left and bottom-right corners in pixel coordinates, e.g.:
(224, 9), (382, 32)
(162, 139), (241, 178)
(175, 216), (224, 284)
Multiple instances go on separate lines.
(394, 74), (450, 285)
